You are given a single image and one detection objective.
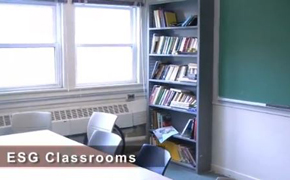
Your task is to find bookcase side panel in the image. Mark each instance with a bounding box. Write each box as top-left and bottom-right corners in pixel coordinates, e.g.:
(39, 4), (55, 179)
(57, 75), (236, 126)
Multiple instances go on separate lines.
(196, 0), (214, 173)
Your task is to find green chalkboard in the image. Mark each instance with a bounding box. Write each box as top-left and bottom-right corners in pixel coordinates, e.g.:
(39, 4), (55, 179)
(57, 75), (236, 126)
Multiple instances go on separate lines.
(219, 0), (290, 106)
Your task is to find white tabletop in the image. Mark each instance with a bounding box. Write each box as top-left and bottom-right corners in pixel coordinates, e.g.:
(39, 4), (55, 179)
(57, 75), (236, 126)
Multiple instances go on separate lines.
(0, 130), (171, 180)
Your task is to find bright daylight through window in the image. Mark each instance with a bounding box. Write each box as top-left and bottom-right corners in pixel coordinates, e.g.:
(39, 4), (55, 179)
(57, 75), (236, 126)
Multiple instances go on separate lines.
(75, 5), (139, 86)
(0, 2), (140, 93)
(0, 3), (61, 91)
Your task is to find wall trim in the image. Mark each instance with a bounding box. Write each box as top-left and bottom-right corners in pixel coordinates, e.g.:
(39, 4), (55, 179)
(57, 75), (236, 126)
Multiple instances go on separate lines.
(211, 164), (260, 180)
(213, 101), (290, 118)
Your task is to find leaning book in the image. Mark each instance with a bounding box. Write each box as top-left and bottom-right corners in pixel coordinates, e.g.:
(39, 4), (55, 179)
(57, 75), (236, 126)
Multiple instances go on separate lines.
(153, 126), (178, 143)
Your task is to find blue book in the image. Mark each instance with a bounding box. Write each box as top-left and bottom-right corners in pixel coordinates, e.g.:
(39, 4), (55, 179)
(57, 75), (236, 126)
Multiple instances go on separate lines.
(182, 15), (194, 27)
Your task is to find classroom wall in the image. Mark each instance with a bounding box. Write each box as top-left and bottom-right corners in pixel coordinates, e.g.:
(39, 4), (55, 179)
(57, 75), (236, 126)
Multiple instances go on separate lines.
(211, 105), (290, 180)
(212, 0), (290, 179)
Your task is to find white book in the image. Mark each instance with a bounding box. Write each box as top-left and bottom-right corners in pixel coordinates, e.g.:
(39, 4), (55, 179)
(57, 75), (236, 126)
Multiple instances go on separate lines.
(162, 37), (170, 54)
(165, 65), (175, 81)
(179, 37), (187, 52)
(153, 126), (178, 143)
(169, 65), (180, 81)
(150, 34), (159, 54)
(157, 36), (165, 54)
(154, 10), (160, 28)
(172, 37), (180, 54)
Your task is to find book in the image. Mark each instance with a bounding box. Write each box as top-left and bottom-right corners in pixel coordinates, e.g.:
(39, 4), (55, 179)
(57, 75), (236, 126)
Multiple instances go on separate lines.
(159, 141), (181, 162)
(176, 66), (187, 81)
(187, 63), (198, 80)
(164, 11), (177, 27)
(150, 34), (160, 54)
(181, 15), (198, 27)
(151, 110), (172, 129)
(154, 10), (161, 28)
(153, 126), (178, 143)
(151, 61), (161, 79)
(180, 119), (194, 139)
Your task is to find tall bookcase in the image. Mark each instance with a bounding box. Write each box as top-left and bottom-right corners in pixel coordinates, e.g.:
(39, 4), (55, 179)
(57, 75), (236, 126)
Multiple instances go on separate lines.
(146, 0), (214, 173)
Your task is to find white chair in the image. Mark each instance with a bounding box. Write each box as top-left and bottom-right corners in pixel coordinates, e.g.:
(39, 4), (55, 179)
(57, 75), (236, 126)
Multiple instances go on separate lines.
(11, 112), (52, 133)
(87, 112), (118, 141)
(88, 130), (122, 155)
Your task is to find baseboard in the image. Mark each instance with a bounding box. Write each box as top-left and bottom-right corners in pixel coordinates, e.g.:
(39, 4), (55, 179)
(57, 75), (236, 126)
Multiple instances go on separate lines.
(211, 164), (260, 180)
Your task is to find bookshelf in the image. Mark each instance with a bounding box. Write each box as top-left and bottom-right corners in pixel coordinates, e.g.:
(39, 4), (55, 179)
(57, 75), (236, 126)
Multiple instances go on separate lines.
(146, 0), (214, 173)
(149, 26), (198, 31)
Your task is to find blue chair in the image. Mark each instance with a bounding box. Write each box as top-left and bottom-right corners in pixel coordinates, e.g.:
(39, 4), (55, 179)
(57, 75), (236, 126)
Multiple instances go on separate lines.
(135, 144), (171, 175)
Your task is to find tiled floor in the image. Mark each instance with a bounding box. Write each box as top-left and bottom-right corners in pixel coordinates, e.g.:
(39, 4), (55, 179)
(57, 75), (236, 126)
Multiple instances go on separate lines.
(67, 134), (223, 180)
(165, 162), (220, 180)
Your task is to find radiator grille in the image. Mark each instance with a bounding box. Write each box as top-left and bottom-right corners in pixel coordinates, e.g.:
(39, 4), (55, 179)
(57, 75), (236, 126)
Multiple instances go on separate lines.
(51, 104), (129, 121)
(0, 115), (11, 127)
(0, 104), (130, 127)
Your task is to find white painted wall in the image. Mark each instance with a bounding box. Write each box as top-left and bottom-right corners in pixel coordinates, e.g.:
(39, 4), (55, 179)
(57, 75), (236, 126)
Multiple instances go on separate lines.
(212, 0), (290, 179)
(211, 104), (290, 180)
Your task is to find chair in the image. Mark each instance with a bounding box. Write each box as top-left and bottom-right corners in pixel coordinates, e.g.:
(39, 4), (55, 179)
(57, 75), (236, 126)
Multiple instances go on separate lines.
(135, 144), (171, 175)
(88, 130), (122, 155)
(11, 112), (52, 133)
(87, 112), (118, 141)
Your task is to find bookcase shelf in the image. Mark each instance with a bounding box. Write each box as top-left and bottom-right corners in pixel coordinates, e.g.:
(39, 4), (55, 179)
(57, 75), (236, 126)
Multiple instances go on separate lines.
(149, 26), (198, 31)
(149, 104), (197, 115)
(173, 134), (197, 143)
(171, 160), (196, 170)
(146, 0), (213, 174)
(149, 54), (198, 58)
(149, 79), (197, 86)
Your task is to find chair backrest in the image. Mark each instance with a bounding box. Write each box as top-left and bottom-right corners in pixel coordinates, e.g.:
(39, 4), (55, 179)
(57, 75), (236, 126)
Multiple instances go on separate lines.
(87, 112), (117, 140)
(11, 112), (52, 133)
(88, 130), (122, 155)
(135, 144), (171, 175)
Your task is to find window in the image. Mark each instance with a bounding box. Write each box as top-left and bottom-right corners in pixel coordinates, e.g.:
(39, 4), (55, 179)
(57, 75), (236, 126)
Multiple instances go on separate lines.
(0, 2), (61, 91)
(75, 5), (139, 86)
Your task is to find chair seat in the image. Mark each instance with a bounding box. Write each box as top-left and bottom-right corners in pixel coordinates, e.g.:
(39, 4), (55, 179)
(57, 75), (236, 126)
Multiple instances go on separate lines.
(88, 130), (122, 155)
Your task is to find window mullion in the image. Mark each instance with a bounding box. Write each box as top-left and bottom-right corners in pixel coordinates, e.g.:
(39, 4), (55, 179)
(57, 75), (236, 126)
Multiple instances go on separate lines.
(54, 3), (63, 88)
(63, 2), (76, 90)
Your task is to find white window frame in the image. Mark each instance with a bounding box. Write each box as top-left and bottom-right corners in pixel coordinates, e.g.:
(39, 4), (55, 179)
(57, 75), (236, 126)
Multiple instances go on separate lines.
(0, 2), (145, 108)
(74, 4), (140, 87)
(0, 1), (63, 92)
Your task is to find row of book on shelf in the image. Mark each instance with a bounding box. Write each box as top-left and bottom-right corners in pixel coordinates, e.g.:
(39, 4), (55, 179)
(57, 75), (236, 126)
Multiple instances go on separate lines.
(150, 138), (196, 167)
(153, 10), (177, 27)
(150, 133), (196, 167)
(150, 34), (198, 55)
(150, 110), (197, 167)
(151, 61), (197, 83)
(152, 9), (197, 28)
(150, 86), (197, 110)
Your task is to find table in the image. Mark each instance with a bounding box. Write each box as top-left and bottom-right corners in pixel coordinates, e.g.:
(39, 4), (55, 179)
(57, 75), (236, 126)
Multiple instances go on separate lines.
(0, 130), (171, 180)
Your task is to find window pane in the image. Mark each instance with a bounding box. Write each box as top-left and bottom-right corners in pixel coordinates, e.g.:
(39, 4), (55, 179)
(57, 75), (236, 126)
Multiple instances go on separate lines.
(0, 4), (55, 44)
(75, 6), (132, 44)
(76, 47), (134, 85)
(0, 48), (56, 88)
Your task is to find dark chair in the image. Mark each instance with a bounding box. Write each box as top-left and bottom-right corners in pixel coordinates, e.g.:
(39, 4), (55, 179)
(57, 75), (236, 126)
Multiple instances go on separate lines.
(88, 130), (122, 156)
(135, 144), (171, 175)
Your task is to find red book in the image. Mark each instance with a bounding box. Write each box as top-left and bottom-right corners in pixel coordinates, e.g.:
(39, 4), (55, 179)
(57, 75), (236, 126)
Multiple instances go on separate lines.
(193, 118), (197, 140)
